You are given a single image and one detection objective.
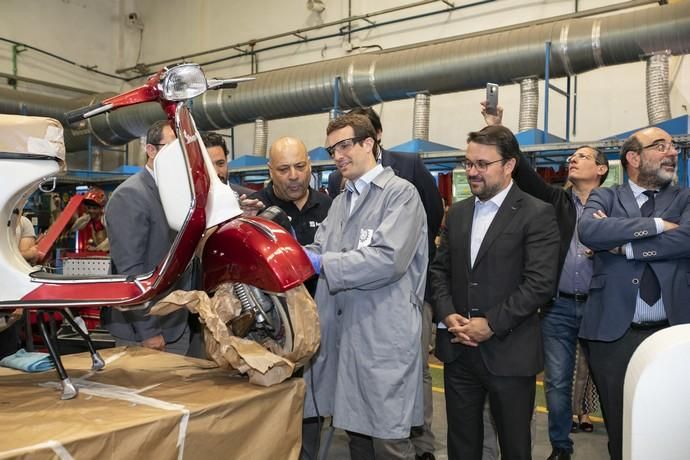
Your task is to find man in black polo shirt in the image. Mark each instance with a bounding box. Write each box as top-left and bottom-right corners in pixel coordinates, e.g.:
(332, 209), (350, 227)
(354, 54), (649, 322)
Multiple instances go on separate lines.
(250, 136), (332, 294)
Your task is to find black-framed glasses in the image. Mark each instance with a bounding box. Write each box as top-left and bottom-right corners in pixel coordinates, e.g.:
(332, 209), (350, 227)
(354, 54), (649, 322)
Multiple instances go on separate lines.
(642, 141), (678, 154)
(325, 136), (366, 157)
(459, 158), (505, 172)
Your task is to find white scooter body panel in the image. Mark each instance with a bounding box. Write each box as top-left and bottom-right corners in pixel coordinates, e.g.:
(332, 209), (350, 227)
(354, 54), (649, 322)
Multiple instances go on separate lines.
(155, 126), (241, 232)
(0, 159), (62, 303)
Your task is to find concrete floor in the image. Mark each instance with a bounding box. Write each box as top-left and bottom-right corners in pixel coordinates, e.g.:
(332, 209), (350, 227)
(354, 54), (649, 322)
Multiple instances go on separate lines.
(321, 388), (610, 459)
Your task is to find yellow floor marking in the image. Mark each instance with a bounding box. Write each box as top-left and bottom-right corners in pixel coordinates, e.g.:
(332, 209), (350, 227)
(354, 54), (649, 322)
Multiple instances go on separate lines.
(431, 386), (603, 423)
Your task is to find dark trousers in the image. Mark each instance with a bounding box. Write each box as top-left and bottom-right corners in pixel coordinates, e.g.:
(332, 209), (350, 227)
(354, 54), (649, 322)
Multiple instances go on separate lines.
(444, 346), (535, 460)
(0, 323), (19, 359)
(346, 430), (415, 460)
(583, 326), (663, 460)
(300, 417), (323, 460)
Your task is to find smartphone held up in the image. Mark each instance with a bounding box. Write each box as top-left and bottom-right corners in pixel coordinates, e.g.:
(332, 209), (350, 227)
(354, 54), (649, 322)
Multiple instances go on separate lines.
(485, 83), (499, 116)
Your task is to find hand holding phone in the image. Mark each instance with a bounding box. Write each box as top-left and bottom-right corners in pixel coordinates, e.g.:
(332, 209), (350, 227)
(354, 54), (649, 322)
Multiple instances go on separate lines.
(485, 83), (499, 116)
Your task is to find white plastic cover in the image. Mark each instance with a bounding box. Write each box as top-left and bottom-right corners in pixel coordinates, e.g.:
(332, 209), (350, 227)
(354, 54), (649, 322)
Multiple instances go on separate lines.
(0, 114), (65, 161)
(154, 133), (242, 232)
(154, 140), (192, 232)
(198, 138), (242, 228)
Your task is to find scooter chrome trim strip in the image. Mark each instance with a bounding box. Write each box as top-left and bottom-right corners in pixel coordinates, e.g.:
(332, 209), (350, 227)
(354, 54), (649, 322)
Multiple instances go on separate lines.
(236, 217), (278, 243)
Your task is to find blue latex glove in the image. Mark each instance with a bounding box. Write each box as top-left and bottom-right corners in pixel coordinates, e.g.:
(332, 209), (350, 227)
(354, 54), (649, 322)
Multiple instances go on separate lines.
(303, 248), (321, 275)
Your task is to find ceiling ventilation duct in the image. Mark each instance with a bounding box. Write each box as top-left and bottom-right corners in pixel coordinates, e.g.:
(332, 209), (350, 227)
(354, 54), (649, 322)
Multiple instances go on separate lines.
(645, 52), (672, 125)
(412, 93), (430, 141)
(1, 2), (689, 151)
(253, 118), (268, 157)
(518, 78), (539, 132)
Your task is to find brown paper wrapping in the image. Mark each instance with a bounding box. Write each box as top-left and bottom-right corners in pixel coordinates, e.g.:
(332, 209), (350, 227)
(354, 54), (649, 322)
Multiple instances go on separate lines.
(0, 114), (65, 160)
(150, 283), (320, 386)
(0, 347), (304, 460)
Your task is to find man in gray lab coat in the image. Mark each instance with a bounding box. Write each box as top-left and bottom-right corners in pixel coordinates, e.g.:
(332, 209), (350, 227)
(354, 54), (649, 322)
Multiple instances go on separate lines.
(303, 113), (428, 460)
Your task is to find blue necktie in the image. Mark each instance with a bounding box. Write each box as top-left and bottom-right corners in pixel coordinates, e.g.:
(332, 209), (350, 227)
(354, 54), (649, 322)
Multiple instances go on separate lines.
(639, 191), (661, 305)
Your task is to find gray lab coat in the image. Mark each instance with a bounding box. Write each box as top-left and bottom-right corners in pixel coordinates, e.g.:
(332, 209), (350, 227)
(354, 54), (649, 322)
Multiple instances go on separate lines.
(304, 167), (428, 439)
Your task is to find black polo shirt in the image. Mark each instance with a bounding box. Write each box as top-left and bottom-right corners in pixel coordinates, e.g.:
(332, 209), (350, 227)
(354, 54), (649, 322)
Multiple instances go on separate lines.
(250, 184), (331, 245)
(251, 184), (331, 295)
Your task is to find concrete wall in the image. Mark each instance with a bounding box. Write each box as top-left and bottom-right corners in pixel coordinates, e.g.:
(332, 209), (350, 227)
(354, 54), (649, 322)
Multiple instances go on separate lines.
(1, 0), (689, 158)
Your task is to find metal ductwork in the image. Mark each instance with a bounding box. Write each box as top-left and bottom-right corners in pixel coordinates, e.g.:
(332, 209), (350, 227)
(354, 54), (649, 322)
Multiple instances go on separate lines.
(646, 52), (672, 125)
(253, 118), (268, 157)
(413, 93), (430, 141)
(518, 78), (539, 132)
(1, 1), (689, 152)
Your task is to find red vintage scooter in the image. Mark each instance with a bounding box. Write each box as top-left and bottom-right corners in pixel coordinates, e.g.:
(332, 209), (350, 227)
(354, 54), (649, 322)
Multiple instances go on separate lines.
(0, 63), (314, 399)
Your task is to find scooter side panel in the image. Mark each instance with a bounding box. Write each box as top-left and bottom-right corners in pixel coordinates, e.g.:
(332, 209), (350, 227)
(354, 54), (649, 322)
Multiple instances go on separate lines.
(202, 217), (314, 293)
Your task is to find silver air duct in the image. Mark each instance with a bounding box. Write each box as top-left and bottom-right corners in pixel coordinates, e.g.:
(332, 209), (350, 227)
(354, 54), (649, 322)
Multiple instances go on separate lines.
(518, 78), (539, 132)
(413, 93), (430, 141)
(1, 2), (689, 151)
(646, 52), (672, 125)
(92, 148), (103, 171)
(253, 118), (268, 157)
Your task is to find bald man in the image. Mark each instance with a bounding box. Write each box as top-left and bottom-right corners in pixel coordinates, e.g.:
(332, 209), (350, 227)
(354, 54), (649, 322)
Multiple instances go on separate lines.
(250, 136), (332, 292)
(578, 127), (690, 460)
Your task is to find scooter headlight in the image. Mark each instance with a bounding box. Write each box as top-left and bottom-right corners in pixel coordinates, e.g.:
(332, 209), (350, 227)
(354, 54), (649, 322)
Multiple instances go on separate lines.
(160, 63), (207, 101)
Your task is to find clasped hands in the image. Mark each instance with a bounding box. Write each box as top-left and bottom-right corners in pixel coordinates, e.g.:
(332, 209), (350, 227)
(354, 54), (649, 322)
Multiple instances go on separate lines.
(443, 313), (494, 347)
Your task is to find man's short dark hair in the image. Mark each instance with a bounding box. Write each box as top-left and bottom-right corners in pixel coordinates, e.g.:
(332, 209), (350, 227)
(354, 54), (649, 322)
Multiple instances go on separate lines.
(346, 107), (382, 134)
(620, 134), (643, 170)
(201, 131), (228, 157)
(467, 125), (521, 162)
(327, 113), (379, 157)
(146, 120), (171, 146)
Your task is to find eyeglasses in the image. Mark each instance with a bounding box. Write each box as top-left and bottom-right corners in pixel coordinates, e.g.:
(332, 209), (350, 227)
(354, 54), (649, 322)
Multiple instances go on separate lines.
(459, 158), (505, 172)
(566, 152), (596, 163)
(325, 136), (366, 157)
(642, 141), (678, 154)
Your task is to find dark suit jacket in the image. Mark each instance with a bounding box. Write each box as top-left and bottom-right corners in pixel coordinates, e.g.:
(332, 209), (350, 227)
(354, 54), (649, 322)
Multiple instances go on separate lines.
(430, 184), (560, 376)
(328, 148), (444, 301)
(102, 170), (189, 343)
(513, 151), (576, 275)
(578, 183), (690, 342)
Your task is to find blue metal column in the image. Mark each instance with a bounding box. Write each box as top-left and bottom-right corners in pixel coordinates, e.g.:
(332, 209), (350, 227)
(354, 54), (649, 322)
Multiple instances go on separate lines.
(543, 42), (551, 144)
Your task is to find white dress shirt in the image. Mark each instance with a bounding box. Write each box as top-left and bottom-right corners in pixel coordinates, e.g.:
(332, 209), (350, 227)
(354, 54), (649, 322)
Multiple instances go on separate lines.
(438, 181), (513, 329)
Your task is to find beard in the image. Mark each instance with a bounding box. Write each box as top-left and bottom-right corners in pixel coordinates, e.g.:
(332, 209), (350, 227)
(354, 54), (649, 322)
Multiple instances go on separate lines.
(469, 177), (504, 201)
(638, 157), (676, 189)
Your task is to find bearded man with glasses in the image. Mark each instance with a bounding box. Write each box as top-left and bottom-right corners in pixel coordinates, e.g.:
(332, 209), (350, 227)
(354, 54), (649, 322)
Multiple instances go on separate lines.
(578, 127), (690, 460)
(430, 124), (560, 460)
(480, 108), (611, 459)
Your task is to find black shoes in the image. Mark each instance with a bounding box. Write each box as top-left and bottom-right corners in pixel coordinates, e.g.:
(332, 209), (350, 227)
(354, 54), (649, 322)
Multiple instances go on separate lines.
(416, 453), (435, 460)
(547, 448), (572, 460)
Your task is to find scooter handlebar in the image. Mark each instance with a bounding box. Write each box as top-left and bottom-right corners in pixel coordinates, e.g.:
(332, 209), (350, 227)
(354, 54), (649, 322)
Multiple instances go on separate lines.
(65, 101), (113, 124)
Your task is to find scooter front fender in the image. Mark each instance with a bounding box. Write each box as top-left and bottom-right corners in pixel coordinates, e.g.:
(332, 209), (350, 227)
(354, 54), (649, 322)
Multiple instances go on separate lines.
(202, 216), (314, 293)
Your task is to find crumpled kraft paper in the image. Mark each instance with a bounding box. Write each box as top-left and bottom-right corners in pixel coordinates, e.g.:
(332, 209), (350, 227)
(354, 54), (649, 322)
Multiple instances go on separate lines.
(151, 283), (319, 386)
(0, 347), (305, 460)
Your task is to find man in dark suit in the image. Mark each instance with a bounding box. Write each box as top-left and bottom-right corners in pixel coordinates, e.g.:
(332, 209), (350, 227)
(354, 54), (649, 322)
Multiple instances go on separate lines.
(487, 103), (611, 459)
(578, 127), (690, 460)
(102, 120), (190, 355)
(430, 125), (560, 460)
(328, 107), (443, 460)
